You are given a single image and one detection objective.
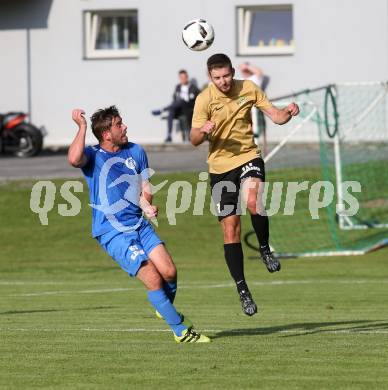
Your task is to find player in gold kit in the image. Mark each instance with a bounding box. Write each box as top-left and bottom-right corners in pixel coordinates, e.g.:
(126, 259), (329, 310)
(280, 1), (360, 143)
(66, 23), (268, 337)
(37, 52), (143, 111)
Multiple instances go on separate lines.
(190, 54), (299, 316)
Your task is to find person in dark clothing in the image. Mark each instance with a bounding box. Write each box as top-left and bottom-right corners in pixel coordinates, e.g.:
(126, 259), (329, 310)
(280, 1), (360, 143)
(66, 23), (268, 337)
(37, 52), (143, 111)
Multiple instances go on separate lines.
(152, 70), (200, 142)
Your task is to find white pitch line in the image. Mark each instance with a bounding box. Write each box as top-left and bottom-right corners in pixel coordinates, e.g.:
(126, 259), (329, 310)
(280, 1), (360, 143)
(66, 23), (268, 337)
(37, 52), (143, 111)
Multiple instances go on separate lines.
(4, 279), (388, 298)
(0, 327), (387, 334)
(0, 280), (143, 286)
(9, 287), (137, 297)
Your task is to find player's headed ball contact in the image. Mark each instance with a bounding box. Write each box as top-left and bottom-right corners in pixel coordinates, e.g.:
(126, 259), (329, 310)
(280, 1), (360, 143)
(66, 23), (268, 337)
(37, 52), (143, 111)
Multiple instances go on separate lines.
(182, 19), (215, 51)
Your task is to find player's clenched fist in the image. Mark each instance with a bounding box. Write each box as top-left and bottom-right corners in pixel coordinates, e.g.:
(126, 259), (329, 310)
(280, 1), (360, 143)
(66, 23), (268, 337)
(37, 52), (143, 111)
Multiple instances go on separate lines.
(72, 108), (87, 128)
(201, 121), (215, 134)
(287, 102), (300, 116)
(143, 205), (158, 219)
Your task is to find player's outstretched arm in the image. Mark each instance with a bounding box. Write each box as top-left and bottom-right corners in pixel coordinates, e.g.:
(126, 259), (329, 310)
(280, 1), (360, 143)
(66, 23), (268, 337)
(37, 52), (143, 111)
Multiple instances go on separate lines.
(262, 102), (299, 125)
(68, 109), (88, 168)
(190, 121), (215, 146)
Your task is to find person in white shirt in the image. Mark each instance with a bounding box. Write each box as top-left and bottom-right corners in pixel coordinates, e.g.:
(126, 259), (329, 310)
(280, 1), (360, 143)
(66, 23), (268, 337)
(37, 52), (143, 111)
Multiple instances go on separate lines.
(238, 62), (270, 155)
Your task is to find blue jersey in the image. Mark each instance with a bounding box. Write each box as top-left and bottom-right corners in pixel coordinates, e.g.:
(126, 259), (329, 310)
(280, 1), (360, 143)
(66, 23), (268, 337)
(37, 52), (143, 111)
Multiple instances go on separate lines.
(81, 143), (150, 237)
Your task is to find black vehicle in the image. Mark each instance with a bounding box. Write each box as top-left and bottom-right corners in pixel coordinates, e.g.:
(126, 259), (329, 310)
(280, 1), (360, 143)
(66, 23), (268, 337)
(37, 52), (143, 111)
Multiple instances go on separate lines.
(0, 112), (43, 157)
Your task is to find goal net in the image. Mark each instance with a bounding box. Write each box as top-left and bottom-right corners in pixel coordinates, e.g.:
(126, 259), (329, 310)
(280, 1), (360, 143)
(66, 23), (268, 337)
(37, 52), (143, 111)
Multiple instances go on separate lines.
(245, 82), (388, 257)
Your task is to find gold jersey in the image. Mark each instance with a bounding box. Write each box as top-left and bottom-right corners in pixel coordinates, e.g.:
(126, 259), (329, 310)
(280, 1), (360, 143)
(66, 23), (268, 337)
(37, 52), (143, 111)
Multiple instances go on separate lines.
(192, 79), (272, 174)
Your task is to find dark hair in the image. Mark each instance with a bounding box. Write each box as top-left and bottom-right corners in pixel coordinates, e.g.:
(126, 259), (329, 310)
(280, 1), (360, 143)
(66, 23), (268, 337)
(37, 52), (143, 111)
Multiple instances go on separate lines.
(207, 53), (232, 72)
(90, 105), (120, 141)
(178, 69), (188, 75)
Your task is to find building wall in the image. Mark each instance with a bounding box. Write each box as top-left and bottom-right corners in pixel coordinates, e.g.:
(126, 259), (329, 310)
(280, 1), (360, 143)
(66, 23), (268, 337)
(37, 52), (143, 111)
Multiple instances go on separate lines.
(0, 0), (387, 146)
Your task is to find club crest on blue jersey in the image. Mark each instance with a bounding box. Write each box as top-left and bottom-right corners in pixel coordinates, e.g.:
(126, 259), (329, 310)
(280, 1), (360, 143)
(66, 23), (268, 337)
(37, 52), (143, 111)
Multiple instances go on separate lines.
(125, 157), (137, 171)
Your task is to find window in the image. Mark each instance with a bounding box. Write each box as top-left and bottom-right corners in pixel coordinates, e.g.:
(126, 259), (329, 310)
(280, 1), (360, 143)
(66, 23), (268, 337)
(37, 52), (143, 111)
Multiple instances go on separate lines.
(84, 10), (139, 59)
(237, 5), (294, 55)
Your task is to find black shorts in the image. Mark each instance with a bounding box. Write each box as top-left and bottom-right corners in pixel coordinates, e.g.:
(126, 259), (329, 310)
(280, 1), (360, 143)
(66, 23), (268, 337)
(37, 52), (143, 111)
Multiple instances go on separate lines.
(209, 158), (265, 221)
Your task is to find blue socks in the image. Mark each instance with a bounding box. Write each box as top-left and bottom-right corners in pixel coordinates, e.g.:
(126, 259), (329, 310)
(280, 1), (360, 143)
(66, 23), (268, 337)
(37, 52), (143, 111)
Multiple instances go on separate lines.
(147, 288), (186, 336)
(163, 280), (177, 303)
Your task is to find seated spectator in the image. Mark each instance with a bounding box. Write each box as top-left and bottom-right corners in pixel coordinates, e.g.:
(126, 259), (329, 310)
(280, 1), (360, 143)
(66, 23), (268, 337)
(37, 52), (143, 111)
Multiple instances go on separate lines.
(152, 70), (200, 143)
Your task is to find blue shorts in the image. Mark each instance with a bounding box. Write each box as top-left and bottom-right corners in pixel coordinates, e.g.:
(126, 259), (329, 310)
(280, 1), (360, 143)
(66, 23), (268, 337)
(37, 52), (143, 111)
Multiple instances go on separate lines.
(97, 219), (163, 277)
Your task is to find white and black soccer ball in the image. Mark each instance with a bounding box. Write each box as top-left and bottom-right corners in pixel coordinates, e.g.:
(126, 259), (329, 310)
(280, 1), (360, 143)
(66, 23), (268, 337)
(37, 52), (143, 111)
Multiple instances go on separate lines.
(182, 19), (215, 51)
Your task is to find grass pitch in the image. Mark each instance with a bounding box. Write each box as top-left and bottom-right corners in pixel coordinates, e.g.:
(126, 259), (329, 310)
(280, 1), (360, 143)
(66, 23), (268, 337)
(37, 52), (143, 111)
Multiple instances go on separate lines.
(1, 174), (388, 389)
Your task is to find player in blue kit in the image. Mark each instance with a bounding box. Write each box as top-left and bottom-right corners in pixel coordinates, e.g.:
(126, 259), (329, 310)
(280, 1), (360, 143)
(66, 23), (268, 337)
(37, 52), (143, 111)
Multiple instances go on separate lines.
(68, 106), (210, 343)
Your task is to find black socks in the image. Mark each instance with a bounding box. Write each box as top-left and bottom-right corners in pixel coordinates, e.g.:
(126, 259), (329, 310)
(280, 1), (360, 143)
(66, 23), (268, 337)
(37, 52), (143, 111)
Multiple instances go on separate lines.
(223, 243), (247, 292)
(250, 213), (269, 248)
(236, 279), (249, 294)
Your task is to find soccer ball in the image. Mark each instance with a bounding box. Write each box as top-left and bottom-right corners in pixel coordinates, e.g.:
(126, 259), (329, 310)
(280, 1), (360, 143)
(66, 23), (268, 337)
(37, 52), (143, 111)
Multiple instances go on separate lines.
(182, 19), (215, 51)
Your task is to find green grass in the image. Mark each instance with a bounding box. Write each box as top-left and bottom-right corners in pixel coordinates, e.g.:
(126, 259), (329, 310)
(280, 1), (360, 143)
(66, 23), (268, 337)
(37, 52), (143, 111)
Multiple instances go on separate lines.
(1, 174), (388, 390)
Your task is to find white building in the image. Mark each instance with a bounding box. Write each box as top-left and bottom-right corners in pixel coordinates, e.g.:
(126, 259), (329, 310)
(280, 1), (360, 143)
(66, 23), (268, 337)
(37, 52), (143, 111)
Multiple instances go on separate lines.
(1, 0), (387, 146)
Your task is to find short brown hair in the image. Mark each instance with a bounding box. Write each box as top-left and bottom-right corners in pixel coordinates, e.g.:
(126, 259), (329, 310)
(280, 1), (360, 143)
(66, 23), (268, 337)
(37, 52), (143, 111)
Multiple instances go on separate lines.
(90, 105), (120, 141)
(207, 53), (232, 72)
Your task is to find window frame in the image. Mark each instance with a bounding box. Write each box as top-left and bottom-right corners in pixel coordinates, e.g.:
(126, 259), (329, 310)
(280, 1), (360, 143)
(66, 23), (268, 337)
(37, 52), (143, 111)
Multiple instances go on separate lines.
(236, 4), (295, 56)
(83, 9), (139, 59)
